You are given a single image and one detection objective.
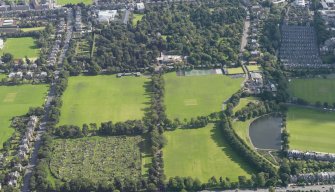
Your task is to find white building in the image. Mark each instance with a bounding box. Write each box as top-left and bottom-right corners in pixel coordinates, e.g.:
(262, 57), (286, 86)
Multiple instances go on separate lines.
(136, 2), (145, 12)
(295, 0), (306, 6)
(98, 10), (118, 23)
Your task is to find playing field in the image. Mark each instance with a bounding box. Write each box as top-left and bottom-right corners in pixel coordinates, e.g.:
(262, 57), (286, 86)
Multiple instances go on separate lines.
(163, 124), (252, 182)
(164, 72), (243, 120)
(0, 37), (39, 59)
(56, 0), (92, 5)
(0, 84), (48, 148)
(132, 14), (144, 26)
(21, 27), (45, 32)
(226, 67), (245, 74)
(288, 78), (335, 104)
(287, 106), (335, 153)
(58, 75), (149, 126)
(246, 65), (262, 72)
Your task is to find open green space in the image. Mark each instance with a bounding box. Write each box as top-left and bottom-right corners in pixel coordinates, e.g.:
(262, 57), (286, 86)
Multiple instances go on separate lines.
(288, 78), (335, 104)
(59, 75), (149, 126)
(132, 14), (144, 26)
(226, 67), (245, 74)
(246, 65), (262, 72)
(232, 119), (255, 148)
(164, 72), (243, 120)
(49, 136), (149, 183)
(233, 97), (259, 114)
(0, 84), (48, 148)
(287, 106), (335, 153)
(56, 0), (92, 5)
(163, 124), (252, 182)
(0, 37), (39, 59)
(20, 27), (45, 32)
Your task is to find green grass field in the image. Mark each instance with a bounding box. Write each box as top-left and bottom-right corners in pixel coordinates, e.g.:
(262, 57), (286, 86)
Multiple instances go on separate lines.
(246, 65), (262, 72)
(21, 27), (45, 32)
(0, 37), (39, 59)
(59, 75), (149, 126)
(164, 72), (243, 120)
(132, 14), (144, 26)
(232, 119), (256, 148)
(233, 97), (258, 114)
(0, 85), (48, 148)
(226, 67), (245, 74)
(288, 78), (335, 104)
(287, 106), (335, 153)
(163, 124), (252, 182)
(56, 0), (92, 5)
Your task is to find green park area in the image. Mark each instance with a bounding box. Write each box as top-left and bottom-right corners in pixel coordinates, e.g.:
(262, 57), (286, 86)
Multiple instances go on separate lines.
(58, 75), (149, 126)
(0, 84), (48, 148)
(163, 124), (252, 182)
(0, 37), (40, 59)
(21, 27), (45, 32)
(288, 78), (335, 104)
(287, 106), (335, 153)
(246, 65), (262, 72)
(56, 0), (92, 5)
(49, 135), (150, 183)
(164, 72), (243, 120)
(226, 67), (245, 75)
(132, 14), (144, 26)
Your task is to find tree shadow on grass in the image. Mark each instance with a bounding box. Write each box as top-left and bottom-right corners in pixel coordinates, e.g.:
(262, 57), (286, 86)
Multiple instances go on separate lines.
(138, 134), (152, 177)
(210, 123), (255, 176)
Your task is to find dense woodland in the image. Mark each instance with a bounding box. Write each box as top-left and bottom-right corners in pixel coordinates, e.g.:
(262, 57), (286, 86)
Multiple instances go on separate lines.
(91, 1), (246, 72)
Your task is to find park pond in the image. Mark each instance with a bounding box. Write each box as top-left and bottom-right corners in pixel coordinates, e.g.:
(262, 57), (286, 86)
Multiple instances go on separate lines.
(249, 115), (282, 150)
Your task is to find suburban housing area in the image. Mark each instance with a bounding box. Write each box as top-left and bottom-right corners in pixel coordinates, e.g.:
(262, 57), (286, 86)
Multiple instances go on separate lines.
(0, 0), (335, 192)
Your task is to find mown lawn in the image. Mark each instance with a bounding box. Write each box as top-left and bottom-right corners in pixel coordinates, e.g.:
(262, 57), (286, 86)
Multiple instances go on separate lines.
(0, 84), (48, 148)
(287, 106), (335, 153)
(164, 72), (243, 120)
(233, 97), (259, 114)
(231, 119), (255, 148)
(163, 124), (252, 182)
(288, 78), (335, 104)
(0, 37), (39, 59)
(132, 14), (144, 26)
(57, 0), (92, 5)
(59, 75), (149, 126)
(226, 67), (245, 74)
(21, 27), (45, 32)
(246, 65), (262, 72)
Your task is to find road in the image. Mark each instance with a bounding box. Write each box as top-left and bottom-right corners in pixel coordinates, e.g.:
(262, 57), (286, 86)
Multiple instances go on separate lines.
(21, 8), (74, 192)
(240, 20), (250, 53)
(58, 8), (74, 67)
(21, 85), (55, 192)
(203, 184), (335, 192)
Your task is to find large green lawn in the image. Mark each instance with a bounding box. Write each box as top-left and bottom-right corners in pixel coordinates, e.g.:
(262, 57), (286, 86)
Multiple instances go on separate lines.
(132, 14), (144, 26)
(59, 75), (149, 126)
(287, 106), (335, 153)
(288, 78), (335, 104)
(0, 37), (39, 59)
(164, 73), (243, 120)
(0, 85), (48, 148)
(56, 0), (92, 5)
(163, 124), (252, 182)
(21, 27), (45, 32)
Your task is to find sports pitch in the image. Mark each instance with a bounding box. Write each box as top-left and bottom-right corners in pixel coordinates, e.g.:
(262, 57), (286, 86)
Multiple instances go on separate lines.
(164, 72), (243, 120)
(0, 37), (39, 59)
(0, 84), (48, 148)
(58, 75), (149, 126)
(288, 78), (335, 104)
(163, 124), (252, 182)
(287, 106), (335, 153)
